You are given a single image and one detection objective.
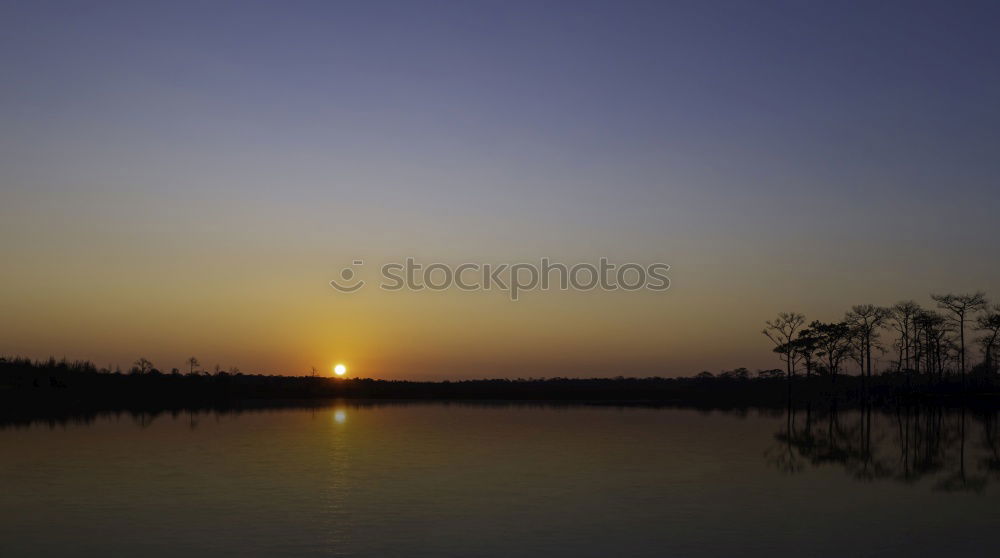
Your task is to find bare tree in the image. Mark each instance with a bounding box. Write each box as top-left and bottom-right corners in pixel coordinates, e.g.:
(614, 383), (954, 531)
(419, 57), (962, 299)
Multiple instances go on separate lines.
(932, 292), (988, 385)
(976, 306), (1000, 375)
(187, 356), (200, 375)
(845, 305), (891, 381)
(889, 301), (922, 374)
(915, 310), (951, 382)
(133, 357), (153, 375)
(763, 312), (806, 380)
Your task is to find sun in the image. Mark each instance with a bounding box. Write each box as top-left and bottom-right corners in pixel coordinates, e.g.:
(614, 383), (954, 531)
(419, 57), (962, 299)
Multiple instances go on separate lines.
(333, 363), (347, 376)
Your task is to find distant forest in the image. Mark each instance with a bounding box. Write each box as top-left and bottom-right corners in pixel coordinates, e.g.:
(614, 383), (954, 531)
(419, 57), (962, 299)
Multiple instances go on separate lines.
(3, 291), (1000, 419)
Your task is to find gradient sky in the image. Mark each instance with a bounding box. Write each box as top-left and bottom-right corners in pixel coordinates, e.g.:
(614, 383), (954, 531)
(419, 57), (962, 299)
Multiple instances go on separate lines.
(2, 1), (999, 379)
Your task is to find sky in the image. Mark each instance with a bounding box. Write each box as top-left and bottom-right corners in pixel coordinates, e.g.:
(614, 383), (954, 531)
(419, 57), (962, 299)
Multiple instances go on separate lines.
(2, 1), (999, 379)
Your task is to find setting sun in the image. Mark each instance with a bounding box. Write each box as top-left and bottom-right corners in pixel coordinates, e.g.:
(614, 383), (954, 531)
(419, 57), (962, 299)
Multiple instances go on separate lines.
(333, 364), (347, 376)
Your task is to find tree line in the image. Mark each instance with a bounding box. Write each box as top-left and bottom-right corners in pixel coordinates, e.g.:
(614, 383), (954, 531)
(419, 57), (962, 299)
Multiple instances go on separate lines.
(763, 292), (1000, 387)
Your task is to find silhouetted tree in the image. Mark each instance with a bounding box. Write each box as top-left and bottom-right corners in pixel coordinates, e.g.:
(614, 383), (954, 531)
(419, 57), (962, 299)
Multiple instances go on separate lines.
(187, 356), (200, 375)
(792, 327), (821, 378)
(976, 306), (1000, 375)
(133, 357), (153, 375)
(719, 367), (750, 380)
(932, 292), (988, 386)
(763, 312), (806, 380)
(914, 310), (950, 382)
(889, 301), (922, 375)
(845, 305), (890, 381)
(809, 321), (851, 382)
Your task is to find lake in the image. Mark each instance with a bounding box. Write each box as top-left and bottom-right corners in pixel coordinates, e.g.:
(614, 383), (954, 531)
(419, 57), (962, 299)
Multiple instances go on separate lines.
(2, 402), (998, 557)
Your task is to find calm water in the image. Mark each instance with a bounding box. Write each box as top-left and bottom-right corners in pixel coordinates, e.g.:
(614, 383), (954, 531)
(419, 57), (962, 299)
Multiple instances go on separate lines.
(2, 402), (999, 557)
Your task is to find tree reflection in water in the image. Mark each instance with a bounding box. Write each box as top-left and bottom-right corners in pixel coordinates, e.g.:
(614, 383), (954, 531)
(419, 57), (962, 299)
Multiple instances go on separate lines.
(768, 401), (1000, 492)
